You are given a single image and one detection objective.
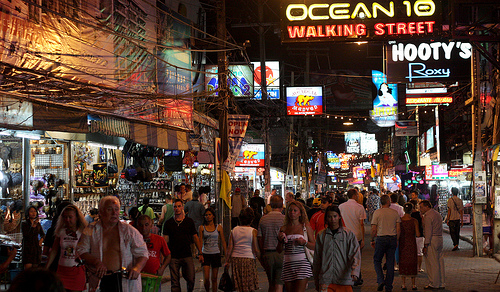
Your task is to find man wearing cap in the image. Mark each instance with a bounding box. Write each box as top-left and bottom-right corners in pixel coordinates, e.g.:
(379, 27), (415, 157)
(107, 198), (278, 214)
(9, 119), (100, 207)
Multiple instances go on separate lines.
(231, 188), (247, 229)
(307, 198), (322, 219)
(310, 196), (332, 237)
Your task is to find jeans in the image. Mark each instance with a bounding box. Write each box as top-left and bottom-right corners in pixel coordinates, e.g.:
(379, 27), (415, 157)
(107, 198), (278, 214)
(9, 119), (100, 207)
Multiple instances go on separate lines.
(170, 257), (195, 292)
(373, 236), (398, 291)
(448, 220), (461, 246)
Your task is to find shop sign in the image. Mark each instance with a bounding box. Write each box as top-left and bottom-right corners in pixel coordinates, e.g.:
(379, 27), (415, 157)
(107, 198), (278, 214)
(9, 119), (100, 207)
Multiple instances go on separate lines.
(281, 0), (441, 42)
(432, 163), (447, 176)
(326, 151), (341, 168)
(227, 115), (250, 138)
(395, 120), (418, 136)
(370, 70), (398, 127)
(252, 61), (280, 100)
(345, 132), (378, 154)
(425, 165), (432, 180)
(386, 40), (472, 83)
(286, 86), (323, 115)
(327, 170), (336, 176)
(206, 65), (254, 97)
(339, 153), (353, 170)
(235, 143), (265, 167)
(406, 96), (453, 104)
(448, 167), (472, 177)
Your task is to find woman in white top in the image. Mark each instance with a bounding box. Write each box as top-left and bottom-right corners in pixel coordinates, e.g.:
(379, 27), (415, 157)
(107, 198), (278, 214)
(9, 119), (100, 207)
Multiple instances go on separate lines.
(47, 205), (88, 292)
(226, 207), (260, 292)
(277, 200), (315, 292)
(199, 207), (226, 292)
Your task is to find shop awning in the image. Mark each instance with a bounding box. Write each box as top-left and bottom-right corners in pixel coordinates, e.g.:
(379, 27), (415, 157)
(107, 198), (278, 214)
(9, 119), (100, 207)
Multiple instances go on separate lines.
(130, 123), (191, 150)
(33, 103), (88, 133)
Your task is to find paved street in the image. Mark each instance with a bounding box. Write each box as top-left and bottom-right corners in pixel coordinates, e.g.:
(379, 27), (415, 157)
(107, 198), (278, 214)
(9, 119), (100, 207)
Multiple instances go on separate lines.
(161, 224), (500, 292)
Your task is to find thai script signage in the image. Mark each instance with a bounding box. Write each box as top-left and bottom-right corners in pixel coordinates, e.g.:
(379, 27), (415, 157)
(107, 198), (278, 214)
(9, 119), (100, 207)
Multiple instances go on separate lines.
(236, 143), (265, 167)
(386, 40), (472, 83)
(281, 0), (441, 42)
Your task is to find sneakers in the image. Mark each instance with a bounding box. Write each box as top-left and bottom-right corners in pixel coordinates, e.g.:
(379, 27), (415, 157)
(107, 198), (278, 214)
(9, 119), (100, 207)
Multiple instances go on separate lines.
(452, 245), (459, 251)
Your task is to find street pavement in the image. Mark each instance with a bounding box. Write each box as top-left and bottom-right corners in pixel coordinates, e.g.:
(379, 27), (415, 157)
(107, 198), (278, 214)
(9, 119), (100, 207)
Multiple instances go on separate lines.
(161, 223), (500, 292)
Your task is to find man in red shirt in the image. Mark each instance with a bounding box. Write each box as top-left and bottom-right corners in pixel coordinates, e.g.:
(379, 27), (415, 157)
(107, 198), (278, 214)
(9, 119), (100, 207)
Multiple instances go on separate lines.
(137, 215), (171, 276)
(310, 196), (332, 237)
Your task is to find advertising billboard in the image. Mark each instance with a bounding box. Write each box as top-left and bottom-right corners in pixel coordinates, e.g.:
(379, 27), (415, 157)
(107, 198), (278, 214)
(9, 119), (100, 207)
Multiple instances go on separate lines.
(326, 152), (341, 169)
(235, 143), (265, 167)
(281, 0), (442, 43)
(370, 70), (398, 127)
(252, 61), (280, 100)
(286, 86), (323, 115)
(386, 40), (472, 83)
(206, 65), (254, 97)
(345, 132), (378, 154)
(395, 120), (418, 136)
(311, 70), (373, 111)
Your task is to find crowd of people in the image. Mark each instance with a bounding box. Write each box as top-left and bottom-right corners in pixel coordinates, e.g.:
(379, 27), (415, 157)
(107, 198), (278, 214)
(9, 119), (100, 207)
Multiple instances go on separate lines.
(2, 184), (465, 292)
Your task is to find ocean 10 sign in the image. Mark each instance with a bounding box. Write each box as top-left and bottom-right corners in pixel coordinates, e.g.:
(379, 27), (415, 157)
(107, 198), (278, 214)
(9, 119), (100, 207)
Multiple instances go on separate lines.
(386, 40), (472, 83)
(281, 0), (442, 43)
(286, 86), (323, 115)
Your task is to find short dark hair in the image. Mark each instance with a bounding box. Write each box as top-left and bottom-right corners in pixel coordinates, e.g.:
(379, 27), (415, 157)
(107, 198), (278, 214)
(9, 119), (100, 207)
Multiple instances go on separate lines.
(173, 198), (183, 205)
(90, 208), (99, 215)
(380, 194), (391, 206)
(390, 193), (398, 203)
(143, 197), (150, 205)
(451, 187), (459, 196)
(347, 189), (358, 199)
(420, 200), (432, 208)
(239, 207), (255, 226)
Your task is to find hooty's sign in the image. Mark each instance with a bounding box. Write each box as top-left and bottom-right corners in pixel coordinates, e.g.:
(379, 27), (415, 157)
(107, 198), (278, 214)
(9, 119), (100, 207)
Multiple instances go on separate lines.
(281, 0), (442, 42)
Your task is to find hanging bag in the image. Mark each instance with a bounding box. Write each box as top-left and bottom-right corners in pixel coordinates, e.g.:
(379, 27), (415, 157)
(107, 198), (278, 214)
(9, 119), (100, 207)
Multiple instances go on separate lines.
(303, 225), (314, 265)
(218, 265), (234, 292)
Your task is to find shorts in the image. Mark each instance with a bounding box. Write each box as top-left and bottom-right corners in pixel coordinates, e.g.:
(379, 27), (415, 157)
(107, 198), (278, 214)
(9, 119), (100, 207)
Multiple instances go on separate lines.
(416, 237), (425, 256)
(322, 284), (353, 292)
(262, 251), (283, 285)
(202, 253), (222, 268)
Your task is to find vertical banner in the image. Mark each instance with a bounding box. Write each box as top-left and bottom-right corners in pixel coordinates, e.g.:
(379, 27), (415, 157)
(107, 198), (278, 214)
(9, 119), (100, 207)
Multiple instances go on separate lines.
(222, 115), (250, 173)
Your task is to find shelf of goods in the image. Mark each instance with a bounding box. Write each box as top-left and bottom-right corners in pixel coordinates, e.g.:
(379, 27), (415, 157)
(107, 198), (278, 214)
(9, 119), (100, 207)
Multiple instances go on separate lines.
(118, 177), (173, 213)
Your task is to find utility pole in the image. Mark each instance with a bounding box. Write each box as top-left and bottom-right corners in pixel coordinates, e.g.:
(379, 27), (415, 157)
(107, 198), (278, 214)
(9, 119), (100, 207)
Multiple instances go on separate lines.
(217, 0), (230, 240)
(258, 0), (271, 197)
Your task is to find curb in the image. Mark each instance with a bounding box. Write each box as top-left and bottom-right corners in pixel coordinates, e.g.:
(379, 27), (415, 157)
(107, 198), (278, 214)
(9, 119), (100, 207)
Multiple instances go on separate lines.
(443, 226), (473, 245)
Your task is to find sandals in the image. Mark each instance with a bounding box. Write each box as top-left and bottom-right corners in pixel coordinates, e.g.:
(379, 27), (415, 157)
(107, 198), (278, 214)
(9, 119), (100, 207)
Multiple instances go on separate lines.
(412, 286), (418, 290)
(402, 286), (407, 290)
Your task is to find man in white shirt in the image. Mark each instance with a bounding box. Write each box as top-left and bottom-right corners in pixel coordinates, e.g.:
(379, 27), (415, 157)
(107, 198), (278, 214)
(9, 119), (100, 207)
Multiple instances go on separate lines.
(389, 193), (404, 218)
(339, 188), (366, 286)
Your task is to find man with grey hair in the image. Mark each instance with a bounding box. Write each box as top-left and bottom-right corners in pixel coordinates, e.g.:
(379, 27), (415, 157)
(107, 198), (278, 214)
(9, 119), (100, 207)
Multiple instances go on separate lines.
(420, 199), (445, 289)
(77, 196), (148, 292)
(258, 195), (285, 292)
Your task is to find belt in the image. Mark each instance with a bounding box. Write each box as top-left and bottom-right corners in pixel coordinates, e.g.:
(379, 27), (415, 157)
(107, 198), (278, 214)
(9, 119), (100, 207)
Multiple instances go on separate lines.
(378, 235), (397, 237)
(265, 249), (277, 252)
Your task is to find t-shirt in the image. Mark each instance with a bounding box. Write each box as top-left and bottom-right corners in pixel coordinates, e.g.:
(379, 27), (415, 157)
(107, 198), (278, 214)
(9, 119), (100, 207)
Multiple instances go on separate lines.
(339, 199), (366, 241)
(163, 217), (197, 259)
(371, 207), (401, 236)
(310, 210), (326, 237)
(57, 229), (82, 267)
(249, 196), (266, 216)
(160, 204), (174, 223)
(138, 205), (156, 220)
(447, 196), (464, 221)
(257, 211), (285, 251)
(142, 234), (171, 274)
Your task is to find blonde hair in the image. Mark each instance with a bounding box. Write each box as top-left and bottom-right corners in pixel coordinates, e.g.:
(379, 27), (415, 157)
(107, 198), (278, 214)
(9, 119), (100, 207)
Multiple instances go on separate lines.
(54, 205), (87, 235)
(284, 200), (308, 226)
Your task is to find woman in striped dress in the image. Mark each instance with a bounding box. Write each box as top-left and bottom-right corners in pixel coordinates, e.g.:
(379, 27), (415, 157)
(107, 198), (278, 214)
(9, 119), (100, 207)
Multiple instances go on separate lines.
(277, 200), (315, 292)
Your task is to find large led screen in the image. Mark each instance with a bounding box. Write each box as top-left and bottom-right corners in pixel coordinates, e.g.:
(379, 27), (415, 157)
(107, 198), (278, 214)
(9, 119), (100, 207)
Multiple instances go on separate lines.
(286, 86), (323, 115)
(345, 132), (378, 154)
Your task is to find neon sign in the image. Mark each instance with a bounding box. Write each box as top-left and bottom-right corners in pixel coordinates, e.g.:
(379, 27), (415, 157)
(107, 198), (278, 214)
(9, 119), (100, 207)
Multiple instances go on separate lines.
(406, 97), (452, 104)
(386, 40), (472, 83)
(281, 0), (441, 42)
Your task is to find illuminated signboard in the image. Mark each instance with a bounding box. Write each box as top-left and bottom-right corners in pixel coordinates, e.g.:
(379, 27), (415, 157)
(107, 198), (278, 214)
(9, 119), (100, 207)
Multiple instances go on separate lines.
(370, 70), (398, 127)
(252, 61), (280, 100)
(206, 65), (254, 97)
(326, 152), (341, 168)
(448, 168), (472, 177)
(426, 126), (435, 150)
(286, 86), (323, 115)
(235, 143), (265, 167)
(406, 96), (453, 104)
(425, 165), (433, 180)
(345, 132), (378, 154)
(339, 153), (354, 170)
(386, 40), (472, 83)
(432, 163), (447, 176)
(281, 0), (442, 43)
(395, 120), (418, 136)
